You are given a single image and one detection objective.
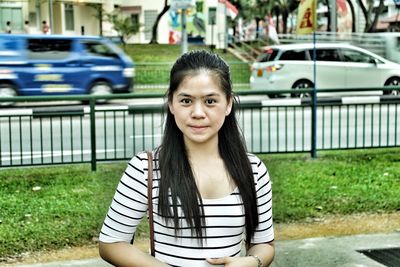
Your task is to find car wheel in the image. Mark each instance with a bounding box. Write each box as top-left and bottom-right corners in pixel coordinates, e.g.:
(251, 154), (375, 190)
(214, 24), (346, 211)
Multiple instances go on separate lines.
(268, 93), (277, 99)
(384, 77), (400, 95)
(0, 83), (18, 106)
(291, 80), (314, 98)
(88, 81), (112, 104)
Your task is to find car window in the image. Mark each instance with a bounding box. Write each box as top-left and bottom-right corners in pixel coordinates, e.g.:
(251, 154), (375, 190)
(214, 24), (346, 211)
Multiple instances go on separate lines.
(279, 49), (308, 60)
(257, 48), (279, 62)
(81, 40), (118, 58)
(340, 49), (377, 63)
(27, 39), (72, 60)
(311, 49), (341, 61)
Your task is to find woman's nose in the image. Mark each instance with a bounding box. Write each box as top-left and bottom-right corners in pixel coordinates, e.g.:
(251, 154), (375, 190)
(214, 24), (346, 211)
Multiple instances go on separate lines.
(191, 102), (206, 118)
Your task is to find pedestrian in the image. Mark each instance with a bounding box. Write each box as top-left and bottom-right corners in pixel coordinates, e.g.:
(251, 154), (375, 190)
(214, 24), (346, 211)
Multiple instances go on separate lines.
(42, 20), (49, 34)
(98, 50), (275, 267)
(23, 20), (30, 34)
(5, 21), (11, 34)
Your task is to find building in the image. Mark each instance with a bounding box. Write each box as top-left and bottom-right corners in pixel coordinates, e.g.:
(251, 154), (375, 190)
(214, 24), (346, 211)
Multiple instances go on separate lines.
(3, 0), (394, 49)
(0, 0), (233, 49)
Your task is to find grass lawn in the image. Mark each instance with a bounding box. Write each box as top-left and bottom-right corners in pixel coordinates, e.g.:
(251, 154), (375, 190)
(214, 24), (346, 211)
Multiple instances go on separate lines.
(125, 44), (242, 63)
(0, 148), (399, 259)
(124, 44), (251, 92)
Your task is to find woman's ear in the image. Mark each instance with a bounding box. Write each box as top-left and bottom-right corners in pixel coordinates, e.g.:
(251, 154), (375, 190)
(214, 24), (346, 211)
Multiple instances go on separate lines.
(168, 102), (174, 115)
(225, 96), (233, 116)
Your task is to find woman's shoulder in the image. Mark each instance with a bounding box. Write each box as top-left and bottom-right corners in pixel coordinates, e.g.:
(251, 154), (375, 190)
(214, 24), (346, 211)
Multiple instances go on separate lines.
(127, 150), (154, 170)
(246, 152), (263, 166)
(247, 153), (269, 180)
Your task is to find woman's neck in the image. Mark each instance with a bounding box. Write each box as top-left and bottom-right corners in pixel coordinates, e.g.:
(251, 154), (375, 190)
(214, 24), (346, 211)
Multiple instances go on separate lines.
(185, 139), (220, 161)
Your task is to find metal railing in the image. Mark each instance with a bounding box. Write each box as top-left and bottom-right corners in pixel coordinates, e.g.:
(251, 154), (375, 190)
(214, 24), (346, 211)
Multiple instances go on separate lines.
(0, 89), (399, 170)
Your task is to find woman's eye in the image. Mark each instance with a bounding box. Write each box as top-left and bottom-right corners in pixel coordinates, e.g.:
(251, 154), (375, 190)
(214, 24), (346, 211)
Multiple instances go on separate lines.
(180, 99), (191, 104)
(206, 99), (216, 105)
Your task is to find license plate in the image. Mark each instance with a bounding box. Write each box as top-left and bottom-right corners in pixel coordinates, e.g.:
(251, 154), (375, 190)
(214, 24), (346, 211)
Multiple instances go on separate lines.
(257, 69), (263, 77)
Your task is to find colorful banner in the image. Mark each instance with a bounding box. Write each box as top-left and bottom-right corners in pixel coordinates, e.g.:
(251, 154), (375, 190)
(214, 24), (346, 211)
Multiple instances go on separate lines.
(169, 7), (206, 44)
(296, 0), (317, 34)
(218, 0), (238, 19)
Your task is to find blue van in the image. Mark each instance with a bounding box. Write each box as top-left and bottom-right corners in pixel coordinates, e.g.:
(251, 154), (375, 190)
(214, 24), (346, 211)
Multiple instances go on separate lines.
(0, 34), (134, 98)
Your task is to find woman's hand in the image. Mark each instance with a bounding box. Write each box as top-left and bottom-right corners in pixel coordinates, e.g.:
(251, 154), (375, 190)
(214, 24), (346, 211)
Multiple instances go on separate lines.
(206, 256), (258, 267)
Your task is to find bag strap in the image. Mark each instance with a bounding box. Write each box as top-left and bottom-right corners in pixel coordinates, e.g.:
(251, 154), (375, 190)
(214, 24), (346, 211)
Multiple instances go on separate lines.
(147, 151), (155, 257)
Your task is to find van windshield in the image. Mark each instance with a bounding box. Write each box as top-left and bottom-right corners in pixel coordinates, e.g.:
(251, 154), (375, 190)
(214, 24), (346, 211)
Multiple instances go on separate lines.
(81, 40), (119, 58)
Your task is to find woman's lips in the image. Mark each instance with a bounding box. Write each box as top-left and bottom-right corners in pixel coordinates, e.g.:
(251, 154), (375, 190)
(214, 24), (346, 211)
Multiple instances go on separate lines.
(190, 125), (208, 133)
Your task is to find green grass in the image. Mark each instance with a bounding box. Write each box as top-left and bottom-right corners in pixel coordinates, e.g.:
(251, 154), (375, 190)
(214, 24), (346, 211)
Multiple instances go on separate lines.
(125, 44), (242, 63)
(262, 149), (400, 222)
(124, 44), (251, 93)
(1, 148), (399, 258)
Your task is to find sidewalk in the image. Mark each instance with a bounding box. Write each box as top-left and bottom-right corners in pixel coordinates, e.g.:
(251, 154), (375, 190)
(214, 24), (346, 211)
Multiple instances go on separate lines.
(13, 232), (400, 267)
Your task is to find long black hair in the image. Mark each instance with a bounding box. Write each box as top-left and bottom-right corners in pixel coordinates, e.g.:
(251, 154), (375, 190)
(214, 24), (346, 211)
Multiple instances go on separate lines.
(157, 50), (258, 247)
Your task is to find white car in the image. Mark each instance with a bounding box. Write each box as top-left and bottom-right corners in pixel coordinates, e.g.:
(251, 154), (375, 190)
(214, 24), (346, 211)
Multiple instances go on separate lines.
(249, 43), (400, 98)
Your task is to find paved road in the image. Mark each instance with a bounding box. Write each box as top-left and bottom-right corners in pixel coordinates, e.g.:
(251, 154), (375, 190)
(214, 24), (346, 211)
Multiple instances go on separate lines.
(14, 232), (400, 267)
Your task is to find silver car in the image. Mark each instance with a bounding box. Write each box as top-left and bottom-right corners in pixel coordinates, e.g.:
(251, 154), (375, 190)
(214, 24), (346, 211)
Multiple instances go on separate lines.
(249, 43), (400, 98)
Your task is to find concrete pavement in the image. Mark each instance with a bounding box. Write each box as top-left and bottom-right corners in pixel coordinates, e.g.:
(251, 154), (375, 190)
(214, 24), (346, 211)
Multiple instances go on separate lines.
(12, 232), (400, 267)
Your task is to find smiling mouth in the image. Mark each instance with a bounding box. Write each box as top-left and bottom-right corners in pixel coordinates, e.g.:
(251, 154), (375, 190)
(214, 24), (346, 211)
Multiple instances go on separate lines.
(190, 125), (208, 132)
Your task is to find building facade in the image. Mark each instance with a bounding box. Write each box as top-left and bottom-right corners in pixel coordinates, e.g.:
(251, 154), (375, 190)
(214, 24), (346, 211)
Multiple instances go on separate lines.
(1, 0), (394, 47)
(0, 0), (231, 48)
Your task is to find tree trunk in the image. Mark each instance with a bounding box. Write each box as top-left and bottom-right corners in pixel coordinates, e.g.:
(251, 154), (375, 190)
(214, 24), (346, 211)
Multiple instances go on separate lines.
(282, 10), (289, 34)
(346, 0), (356, 32)
(99, 6), (103, 36)
(367, 0), (385, 32)
(355, 0), (368, 31)
(255, 17), (261, 39)
(326, 0), (331, 32)
(149, 0), (170, 44)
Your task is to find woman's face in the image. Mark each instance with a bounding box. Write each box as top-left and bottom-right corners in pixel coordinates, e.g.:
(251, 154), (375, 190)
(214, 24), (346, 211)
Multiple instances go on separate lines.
(169, 71), (232, 148)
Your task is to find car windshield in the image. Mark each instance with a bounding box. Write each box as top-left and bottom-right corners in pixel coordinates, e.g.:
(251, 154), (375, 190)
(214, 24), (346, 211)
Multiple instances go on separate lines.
(257, 48), (279, 62)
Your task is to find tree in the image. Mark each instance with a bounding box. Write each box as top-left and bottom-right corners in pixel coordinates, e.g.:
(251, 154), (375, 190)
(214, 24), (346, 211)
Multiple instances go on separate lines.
(355, 0), (386, 32)
(149, 0), (170, 44)
(87, 3), (103, 36)
(105, 10), (141, 48)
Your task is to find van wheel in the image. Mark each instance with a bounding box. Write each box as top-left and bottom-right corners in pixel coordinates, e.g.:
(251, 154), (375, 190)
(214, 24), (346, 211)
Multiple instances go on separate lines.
(291, 80), (313, 98)
(384, 77), (400, 95)
(90, 81), (112, 95)
(89, 81), (112, 104)
(0, 83), (18, 106)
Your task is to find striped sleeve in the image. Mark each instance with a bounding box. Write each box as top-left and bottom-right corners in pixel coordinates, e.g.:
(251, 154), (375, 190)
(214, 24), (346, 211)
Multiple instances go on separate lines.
(99, 152), (149, 243)
(250, 155), (274, 244)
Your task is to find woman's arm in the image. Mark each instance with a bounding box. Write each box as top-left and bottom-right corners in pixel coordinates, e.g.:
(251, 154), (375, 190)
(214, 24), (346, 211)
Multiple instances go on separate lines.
(206, 242), (275, 267)
(99, 241), (169, 267)
(247, 242), (275, 266)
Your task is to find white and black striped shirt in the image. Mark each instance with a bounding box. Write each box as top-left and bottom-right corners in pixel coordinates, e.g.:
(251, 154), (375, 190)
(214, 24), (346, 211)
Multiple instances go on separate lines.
(99, 151), (274, 267)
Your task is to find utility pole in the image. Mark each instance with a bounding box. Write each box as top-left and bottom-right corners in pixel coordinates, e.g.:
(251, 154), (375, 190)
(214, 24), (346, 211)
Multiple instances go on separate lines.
(49, 0), (53, 34)
(171, 0), (195, 55)
(181, 8), (188, 54)
(330, 0), (337, 32)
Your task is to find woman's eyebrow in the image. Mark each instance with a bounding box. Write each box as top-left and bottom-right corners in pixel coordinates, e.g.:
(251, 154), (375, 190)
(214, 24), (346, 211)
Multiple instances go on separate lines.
(176, 93), (222, 99)
(176, 93), (192, 97)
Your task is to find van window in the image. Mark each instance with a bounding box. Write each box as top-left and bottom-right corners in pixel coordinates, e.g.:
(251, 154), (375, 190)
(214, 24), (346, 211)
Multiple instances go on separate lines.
(312, 49), (340, 61)
(279, 49), (308, 60)
(27, 39), (72, 60)
(341, 49), (379, 63)
(81, 41), (118, 58)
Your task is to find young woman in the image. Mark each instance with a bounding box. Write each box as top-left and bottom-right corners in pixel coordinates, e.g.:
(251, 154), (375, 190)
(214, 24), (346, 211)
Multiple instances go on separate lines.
(99, 50), (275, 267)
